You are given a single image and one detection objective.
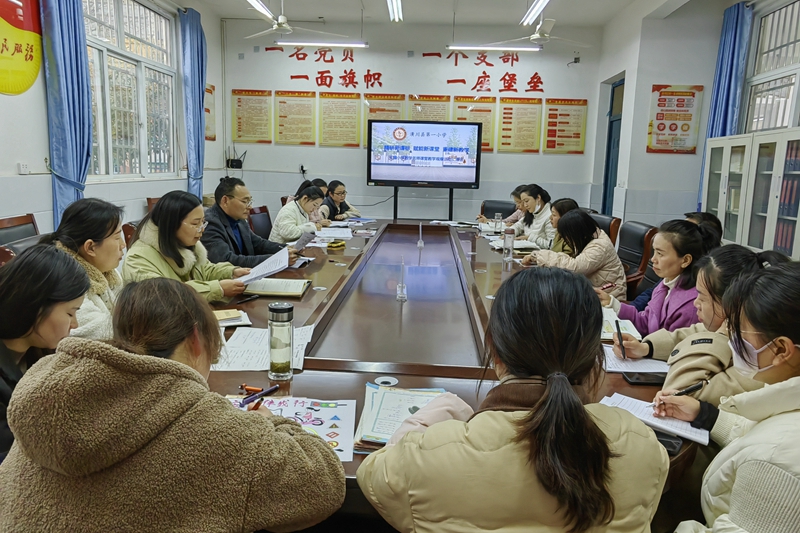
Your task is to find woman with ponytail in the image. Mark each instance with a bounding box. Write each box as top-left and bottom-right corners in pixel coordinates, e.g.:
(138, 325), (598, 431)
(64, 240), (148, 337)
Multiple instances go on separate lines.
(357, 268), (668, 533)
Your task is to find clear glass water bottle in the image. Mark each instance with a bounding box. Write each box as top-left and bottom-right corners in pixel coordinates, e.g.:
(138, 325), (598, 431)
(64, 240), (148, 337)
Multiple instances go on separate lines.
(268, 302), (293, 381)
(503, 228), (515, 262)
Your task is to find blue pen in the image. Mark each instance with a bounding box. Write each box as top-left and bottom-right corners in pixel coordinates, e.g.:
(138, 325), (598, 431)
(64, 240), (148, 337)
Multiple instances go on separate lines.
(240, 384), (280, 406)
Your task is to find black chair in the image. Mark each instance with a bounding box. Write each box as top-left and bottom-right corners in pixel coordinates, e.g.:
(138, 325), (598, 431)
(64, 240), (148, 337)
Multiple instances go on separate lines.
(634, 261), (660, 298)
(0, 213), (39, 245)
(249, 206), (273, 240)
(589, 213), (622, 245)
(480, 200), (516, 220)
(580, 207), (599, 214)
(616, 221), (657, 300)
(6, 234), (42, 255)
(0, 245), (15, 267)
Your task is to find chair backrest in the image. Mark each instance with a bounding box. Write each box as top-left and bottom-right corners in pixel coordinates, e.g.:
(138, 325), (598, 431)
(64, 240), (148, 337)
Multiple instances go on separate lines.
(280, 196), (289, 206)
(480, 200), (517, 220)
(617, 221), (657, 278)
(6, 234), (42, 255)
(0, 246), (16, 267)
(589, 213), (622, 245)
(146, 197), (160, 212)
(122, 221), (138, 248)
(248, 206), (273, 240)
(634, 261), (661, 297)
(0, 214), (39, 245)
(580, 207), (599, 214)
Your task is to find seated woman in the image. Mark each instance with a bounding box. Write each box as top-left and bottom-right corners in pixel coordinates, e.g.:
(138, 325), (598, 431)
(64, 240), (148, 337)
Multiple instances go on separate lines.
(0, 278), (345, 531)
(523, 210), (627, 300)
(652, 263), (800, 533)
(270, 185), (325, 244)
(476, 184), (527, 226)
(319, 180), (361, 221)
(510, 184), (555, 249)
(40, 198), (125, 340)
(612, 245), (789, 405)
(0, 245), (89, 463)
(287, 179), (329, 226)
(596, 220), (717, 335)
(122, 191), (248, 302)
(357, 268), (668, 533)
(548, 197), (579, 254)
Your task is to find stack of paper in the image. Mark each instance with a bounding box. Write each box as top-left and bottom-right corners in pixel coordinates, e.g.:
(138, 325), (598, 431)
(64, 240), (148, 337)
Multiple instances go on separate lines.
(599, 392), (709, 445)
(489, 239), (540, 250)
(244, 278), (311, 297)
(479, 222), (503, 233)
(348, 217), (376, 223)
(212, 325), (313, 371)
(213, 310), (253, 327)
(601, 308), (642, 341)
(354, 383), (445, 453)
(602, 345), (669, 373)
(317, 227), (353, 240)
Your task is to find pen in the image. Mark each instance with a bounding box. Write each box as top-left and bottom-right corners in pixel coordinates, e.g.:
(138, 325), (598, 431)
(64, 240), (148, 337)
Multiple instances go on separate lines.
(240, 384), (280, 406)
(239, 383), (263, 393)
(247, 398), (265, 411)
(238, 294), (260, 304)
(648, 380), (708, 408)
(615, 320), (626, 360)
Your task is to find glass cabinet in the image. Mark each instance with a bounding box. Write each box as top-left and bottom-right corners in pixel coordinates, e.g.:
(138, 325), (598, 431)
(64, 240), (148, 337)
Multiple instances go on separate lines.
(702, 135), (752, 245)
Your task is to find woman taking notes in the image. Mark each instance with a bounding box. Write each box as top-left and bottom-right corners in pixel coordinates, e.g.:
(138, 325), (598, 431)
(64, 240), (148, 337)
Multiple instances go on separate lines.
(270, 185), (326, 244)
(652, 263), (800, 533)
(511, 184), (555, 249)
(0, 278), (345, 531)
(476, 184), (527, 226)
(40, 198), (125, 340)
(0, 245), (89, 463)
(123, 191), (248, 302)
(319, 180), (361, 221)
(287, 179), (330, 226)
(357, 268), (668, 533)
(523, 210), (627, 300)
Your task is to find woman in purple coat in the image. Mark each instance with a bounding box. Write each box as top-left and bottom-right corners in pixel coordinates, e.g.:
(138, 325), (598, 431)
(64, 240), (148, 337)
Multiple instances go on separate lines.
(596, 220), (719, 335)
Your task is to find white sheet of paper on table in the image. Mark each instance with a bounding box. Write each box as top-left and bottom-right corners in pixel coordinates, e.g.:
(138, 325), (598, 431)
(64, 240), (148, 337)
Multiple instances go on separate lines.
(292, 232), (316, 251)
(317, 227), (354, 240)
(328, 221), (350, 227)
(599, 393), (709, 445)
(211, 347), (270, 371)
(218, 311), (253, 327)
(288, 257), (313, 269)
(602, 345), (670, 373)
(239, 247), (289, 285)
(292, 325), (314, 370)
(226, 327), (269, 348)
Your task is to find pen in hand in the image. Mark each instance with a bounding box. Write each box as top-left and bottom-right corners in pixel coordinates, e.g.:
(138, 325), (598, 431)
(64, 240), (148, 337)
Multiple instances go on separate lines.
(648, 380), (708, 408)
(615, 320), (626, 360)
(241, 384), (280, 406)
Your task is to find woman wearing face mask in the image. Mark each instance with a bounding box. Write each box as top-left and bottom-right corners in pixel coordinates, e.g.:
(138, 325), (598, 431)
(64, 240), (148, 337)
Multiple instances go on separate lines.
(0, 278), (345, 531)
(270, 185), (326, 244)
(476, 185), (527, 226)
(611, 245), (789, 405)
(510, 184), (556, 249)
(651, 262), (800, 533)
(39, 198), (126, 340)
(548, 198), (579, 254)
(0, 245), (90, 463)
(123, 191), (248, 303)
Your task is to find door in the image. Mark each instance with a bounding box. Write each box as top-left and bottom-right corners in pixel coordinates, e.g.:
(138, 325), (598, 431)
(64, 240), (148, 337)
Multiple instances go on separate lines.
(602, 80), (624, 215)
(720, 138), (752, 244)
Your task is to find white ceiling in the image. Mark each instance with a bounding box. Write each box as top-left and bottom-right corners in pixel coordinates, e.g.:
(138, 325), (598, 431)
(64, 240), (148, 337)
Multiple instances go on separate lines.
(200, 0), (638, 27)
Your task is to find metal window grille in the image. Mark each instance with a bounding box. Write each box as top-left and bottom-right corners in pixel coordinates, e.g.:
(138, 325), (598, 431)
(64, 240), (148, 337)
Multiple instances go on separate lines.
(145, 68), (173, 174)
(82, 0), (118, 45)
(107, 56), (140, 174)
(755, 1), (800, 75)
(122, 0), (171, 66)
(747, 74), (796, 132)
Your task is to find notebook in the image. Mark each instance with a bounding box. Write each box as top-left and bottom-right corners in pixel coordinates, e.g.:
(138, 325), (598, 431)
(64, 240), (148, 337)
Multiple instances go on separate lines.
(601, 308), (642, 341)
(602, 345), (669, 373)
(244, 278), (311, 297)
(599, 393), (709, 445)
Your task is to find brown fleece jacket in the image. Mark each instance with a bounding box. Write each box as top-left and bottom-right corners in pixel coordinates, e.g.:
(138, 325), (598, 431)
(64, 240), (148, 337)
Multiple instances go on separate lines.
(0, 337), (345, 532)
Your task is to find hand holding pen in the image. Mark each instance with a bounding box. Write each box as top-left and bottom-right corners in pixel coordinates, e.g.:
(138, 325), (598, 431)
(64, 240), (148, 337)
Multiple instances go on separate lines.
(650, 381), (708, 420)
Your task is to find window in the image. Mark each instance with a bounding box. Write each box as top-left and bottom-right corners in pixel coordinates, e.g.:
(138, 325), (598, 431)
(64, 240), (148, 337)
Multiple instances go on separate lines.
(83, 0), (175, 177)
(744, 1), (800, 132)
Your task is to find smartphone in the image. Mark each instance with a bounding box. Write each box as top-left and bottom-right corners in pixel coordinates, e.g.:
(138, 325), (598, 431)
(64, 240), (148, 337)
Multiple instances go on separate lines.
(622, 372), (667, 385)
(653, 430), (683, 456)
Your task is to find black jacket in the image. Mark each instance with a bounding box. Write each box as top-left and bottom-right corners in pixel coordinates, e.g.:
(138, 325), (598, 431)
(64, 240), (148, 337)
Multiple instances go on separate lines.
(0, 343), (42, 464)
(201, 204), (284, 268)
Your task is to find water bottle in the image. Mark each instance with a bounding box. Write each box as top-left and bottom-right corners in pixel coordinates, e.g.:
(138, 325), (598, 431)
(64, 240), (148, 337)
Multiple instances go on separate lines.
(503, 228), (515, 262)
(268, 302), (293, 381)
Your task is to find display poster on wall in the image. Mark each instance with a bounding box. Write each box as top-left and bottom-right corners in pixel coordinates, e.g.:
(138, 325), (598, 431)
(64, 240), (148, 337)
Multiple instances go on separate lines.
(319, 92), (361, 148)
(647, 85), (704, 154)
(204, 84), (216, 141)
(232, 89), (272, 143)
(454, 96), (496, 152)
(363, 93), (406, 146)
(543, 99), (587, 154)
(497, 97), (542, 153)
(0, 0), (42, 95)
(409, 95), (451, 122)
(276, 91), (316, 146)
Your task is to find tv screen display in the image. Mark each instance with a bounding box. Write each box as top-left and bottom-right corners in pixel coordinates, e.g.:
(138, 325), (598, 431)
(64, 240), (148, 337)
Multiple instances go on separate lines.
(367, 120), (482, 189)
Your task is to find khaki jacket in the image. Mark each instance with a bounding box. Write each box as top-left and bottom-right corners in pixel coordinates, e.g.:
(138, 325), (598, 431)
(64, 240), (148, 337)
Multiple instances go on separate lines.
(645, 325), (764, 406)
(122, 221), (235, 302)
(0, 338), (345, 532)
(270, 201), (318, 244)
(550, 232), (573, 255)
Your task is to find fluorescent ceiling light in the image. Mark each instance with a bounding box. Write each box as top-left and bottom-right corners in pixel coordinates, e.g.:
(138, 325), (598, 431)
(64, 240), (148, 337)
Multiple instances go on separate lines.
(446, 44), (541, 52)
(520, 0), (550, 26)
(387, 0), (403, 22)
(246, 0), (274, 20)
(275, 41), (369, 48)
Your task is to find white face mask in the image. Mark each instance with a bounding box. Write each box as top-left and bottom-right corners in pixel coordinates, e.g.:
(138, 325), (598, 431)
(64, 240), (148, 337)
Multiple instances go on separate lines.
(728, 336), (776, 379)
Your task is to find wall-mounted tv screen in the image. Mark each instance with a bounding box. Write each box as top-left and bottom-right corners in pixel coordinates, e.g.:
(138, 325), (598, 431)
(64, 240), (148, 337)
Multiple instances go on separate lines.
(367, 120), (482, 189)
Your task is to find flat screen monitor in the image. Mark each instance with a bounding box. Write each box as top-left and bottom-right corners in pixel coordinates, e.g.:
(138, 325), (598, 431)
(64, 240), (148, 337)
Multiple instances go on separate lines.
(367, 120), (482, 189)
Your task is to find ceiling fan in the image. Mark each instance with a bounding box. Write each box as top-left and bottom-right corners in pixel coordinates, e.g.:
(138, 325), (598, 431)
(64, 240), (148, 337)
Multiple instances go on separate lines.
(487, 19), (591, 49)
(244, 0), (348, 40)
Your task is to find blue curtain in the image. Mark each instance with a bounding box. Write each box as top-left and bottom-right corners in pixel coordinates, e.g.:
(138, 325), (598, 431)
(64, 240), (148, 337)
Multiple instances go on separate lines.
(179, 9), (207, 200)
(698, 2), (754, 207)
(40, 0), (92, 226)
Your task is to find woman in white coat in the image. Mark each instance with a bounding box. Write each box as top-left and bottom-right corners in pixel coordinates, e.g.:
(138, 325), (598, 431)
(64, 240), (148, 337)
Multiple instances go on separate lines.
(510, 184), (555, 249)
(653, 262), (800, 533)
(269, 186), (325, 244)
(40, 198), (126, 340)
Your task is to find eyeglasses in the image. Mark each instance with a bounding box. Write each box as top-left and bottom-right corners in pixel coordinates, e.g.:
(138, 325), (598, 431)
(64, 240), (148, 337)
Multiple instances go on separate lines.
(334, 190), (347, 196)
(184, 220), (208, 233)
(227, 195), (253, 207)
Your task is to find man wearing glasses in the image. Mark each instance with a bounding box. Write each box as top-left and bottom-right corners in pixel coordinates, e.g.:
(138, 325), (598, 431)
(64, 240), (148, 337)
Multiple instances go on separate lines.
(202, 177), (296, 267)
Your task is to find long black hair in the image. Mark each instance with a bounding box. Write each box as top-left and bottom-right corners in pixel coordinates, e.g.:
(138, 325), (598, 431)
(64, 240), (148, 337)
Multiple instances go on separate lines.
(557, 210), (599, 256)
(486, 268), (614, 533)
(521, 184), (552, 227)
(293, 180), (313, 198)
(297, 186), (325, 202)
(131, 190), (202, 270)
(684, 211), (722, 238)
(656, 219), (719, 290)
(39, 198), (124, 253)
(551, 198), (580, 218)
(0, 245), (90, 340)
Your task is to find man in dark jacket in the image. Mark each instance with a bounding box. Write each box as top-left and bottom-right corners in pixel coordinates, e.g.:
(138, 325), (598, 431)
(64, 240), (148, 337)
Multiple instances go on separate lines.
(202, 177), (290, 268)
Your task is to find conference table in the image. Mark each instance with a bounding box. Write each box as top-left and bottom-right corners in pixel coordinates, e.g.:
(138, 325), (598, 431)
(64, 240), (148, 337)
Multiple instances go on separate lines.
(209, 220), (696, 521)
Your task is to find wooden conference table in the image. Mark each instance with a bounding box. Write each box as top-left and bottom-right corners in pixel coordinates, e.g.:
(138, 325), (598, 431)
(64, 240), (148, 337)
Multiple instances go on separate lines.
(208, 220), (695, 518)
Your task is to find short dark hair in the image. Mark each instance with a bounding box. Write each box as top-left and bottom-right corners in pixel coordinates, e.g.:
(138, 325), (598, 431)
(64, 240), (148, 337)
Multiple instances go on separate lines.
(326, 180), (346, 197)
(294, 180), (313, 198)
(215, 177), (246, 205)
(486, 268), (613, 533)
(0, 244), (90, 340)
(684, 211), (722, 237)
(558, 210), (600, 256)
(312, 178), (328, 189)
(39, 198), (124, 253)
(131, 190), (202, 270)
(298, 186), (325, 202)
(521, 184), (551, 226)
(656, 219), (719, 290)
(551, 198), (580, 218)
(510, 184), (527, 200)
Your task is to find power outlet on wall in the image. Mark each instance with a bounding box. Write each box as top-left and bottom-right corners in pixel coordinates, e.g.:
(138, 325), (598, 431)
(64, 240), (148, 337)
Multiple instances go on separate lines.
(17, 163), (29, 175)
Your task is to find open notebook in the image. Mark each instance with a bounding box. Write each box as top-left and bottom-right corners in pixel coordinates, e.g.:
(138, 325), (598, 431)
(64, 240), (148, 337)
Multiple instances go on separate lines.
(601, 308), (642, 341)
(244, 278), (311, 297)
(599, 393), (709, 445)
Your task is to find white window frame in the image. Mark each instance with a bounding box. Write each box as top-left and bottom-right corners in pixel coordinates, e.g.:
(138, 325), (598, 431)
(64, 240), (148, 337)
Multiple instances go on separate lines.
(84, 0), (180, 182)
(741, 0), (800, 133)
